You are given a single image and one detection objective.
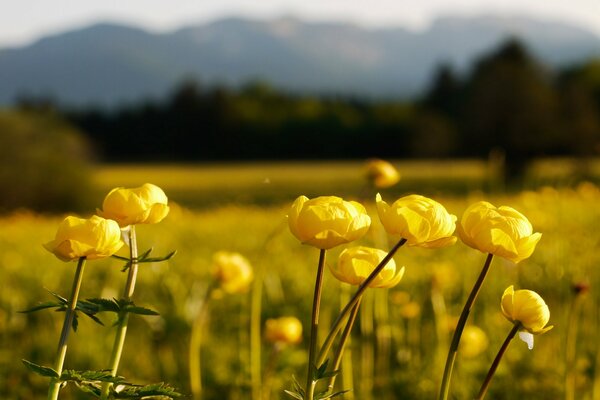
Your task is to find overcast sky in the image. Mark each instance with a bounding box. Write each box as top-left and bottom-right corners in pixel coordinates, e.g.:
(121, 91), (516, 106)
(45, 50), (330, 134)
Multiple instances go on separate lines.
(2, 0), (600, 47)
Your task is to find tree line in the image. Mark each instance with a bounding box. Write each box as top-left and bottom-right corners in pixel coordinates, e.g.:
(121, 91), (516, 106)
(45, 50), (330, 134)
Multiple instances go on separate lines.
(19, 39), (600, 180)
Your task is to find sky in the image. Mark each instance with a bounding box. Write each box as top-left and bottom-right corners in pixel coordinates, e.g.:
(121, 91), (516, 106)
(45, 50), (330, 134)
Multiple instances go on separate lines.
(2, 0), (600, 48)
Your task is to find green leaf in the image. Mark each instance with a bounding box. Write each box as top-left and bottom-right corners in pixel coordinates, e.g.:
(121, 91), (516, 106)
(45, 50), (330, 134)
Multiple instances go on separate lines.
(284, 390), (304, 400)
(111, 254), (130, 262)
(318, 390), (350, 399)
(137, 247), (154, 261)
(22, 359), (59, 378)
(123, 305), (159, 316)
(61, 369), (126, 384)
(138, 250), (177, 263)
(19, 301), (62, 313)
(111, 382), (182, 398)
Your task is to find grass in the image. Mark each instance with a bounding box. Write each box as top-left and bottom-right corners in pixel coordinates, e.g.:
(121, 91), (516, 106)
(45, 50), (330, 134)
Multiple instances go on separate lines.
(2, 160), (600, 399)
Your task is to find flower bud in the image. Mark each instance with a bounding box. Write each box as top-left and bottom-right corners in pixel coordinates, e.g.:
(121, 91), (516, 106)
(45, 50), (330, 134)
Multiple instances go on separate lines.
(365, 159), (400, 188)
(288, 196), (371, 250)
(501, 285), (553, 335)
(376, 194), (456, 248)
(44, 215), (123, 262)
(98, 183), (169, 227)
(331, 246), (404, 288)
(458, 201), (541, 263)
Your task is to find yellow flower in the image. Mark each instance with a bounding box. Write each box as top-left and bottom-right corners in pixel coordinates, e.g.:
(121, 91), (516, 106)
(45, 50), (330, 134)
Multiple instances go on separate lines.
(331, 246), (404, 288)
(501, 286), (553, 335)
(288, 196), (371, 250)
(212, 251), (254, 294)
(98, 183), (169, 227)
(44, 215), (123, 262)
(458, 201), (542, 263)
(459, 325), (489, 358)
(265, 317), (303, 345)
(376, 194), (457, 248)
(365, 159), (400, 188)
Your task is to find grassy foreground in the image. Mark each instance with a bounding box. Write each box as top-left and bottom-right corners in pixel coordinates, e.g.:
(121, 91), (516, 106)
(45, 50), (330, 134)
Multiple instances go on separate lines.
(1, 161), (600, 399)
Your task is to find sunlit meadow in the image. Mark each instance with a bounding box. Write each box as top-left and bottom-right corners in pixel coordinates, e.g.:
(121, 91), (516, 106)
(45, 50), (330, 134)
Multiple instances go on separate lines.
(1, 161), (600, 399)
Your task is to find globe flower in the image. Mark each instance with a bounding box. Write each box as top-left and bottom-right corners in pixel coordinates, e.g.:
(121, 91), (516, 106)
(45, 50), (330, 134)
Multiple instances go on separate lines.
(98, 183), (169, 227)
(376, 194), (457, 248)
(458, 201), (542, 263)
(44, 215), (124, 262)
(212, 251), (254, 294)
(265, 317), (303, 345)
(459, 325), (489, 358)
(365, 159), (400, 188)
(501, 286), (553, 335)
(288, 195), (371, 250)
(331, 246), (405, 288)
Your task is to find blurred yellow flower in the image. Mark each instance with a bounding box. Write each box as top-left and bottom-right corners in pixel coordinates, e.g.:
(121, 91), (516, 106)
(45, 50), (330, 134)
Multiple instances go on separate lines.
(376, 194), (457, 248)
(400, 301), (421, 319)
(212, 251), (254, 294)
(458, 201), (542, 263)
(288, 195), (371, 250)
(98, 183), (169, 227)
(265, 316), (303, 345)
(459, 325), (489, 358)
(501, 286), (553, 335)
(331, 246), (404, 288)
(365, 159), (400, 188)
(44, 216), (123, 262)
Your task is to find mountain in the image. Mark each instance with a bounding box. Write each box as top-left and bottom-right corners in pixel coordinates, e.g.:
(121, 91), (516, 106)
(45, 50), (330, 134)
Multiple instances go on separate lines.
(1, 15), (599, 105)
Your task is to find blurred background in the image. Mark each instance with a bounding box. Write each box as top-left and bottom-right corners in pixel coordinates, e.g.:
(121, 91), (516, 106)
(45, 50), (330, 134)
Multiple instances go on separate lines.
(1, 1), (600, 399)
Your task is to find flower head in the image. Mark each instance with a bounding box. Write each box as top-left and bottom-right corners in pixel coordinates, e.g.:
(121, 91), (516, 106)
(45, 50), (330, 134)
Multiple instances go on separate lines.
(288, 196), (371, 250)
(376, 194), (456, 248)
(265, 317), (303, 345)
(212, 251), (254, 294)
(365, 159), (400, 188)
(331, 246), (404, 288)
(98, 183), (169, 227)
(501, 286), (553, 335)
(458, 201), (541, 263)
(44, 215), (124, 262)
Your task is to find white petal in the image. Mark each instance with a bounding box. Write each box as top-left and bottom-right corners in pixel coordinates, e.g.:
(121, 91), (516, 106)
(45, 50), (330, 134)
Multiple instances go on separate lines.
(121, 226), (131, 244)
(518, 331), (534, 350)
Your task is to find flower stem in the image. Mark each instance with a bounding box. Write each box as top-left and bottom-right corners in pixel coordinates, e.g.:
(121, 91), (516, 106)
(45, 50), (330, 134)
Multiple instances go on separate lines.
(101, 225), (139, 400)
(326, 296), (362, 393)
(305, 249), (327, 400)
(47, 257), (86, 400)
(315, 238), (407, 370)
(189, 282), (217, 400)
(475, 323), (520, 400)
(438, 253), (494, 400)
(565, 292), (584, 400)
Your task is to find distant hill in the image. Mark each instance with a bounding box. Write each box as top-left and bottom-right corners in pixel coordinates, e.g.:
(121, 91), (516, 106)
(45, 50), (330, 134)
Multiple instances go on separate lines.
(1, 15), (599, 106)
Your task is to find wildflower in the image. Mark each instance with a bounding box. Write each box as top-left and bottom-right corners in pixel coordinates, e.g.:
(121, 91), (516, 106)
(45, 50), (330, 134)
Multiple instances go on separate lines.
(501, 286), (553, 335)
(44, 215), (123, 262)
(331, 246), (404, 288)
(98, 183), (169, 227)
(376, 194), (456, 248)
(458, 201), (541, 263)
(212, 251), (254, 294)
(288, 195), (371, 249)
(265, 317), (303, 345)
(365, 159), (400, 188)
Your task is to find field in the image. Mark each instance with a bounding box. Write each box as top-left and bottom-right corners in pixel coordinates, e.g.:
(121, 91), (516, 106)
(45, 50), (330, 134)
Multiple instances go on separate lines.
(1, 160), (600, 400)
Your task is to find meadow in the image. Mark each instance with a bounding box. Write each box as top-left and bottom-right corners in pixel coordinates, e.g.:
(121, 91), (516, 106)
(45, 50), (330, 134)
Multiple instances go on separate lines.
(1, 160), (599, 400)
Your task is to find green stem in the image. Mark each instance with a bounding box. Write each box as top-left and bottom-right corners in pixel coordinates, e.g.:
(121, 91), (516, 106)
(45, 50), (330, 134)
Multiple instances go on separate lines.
(262, 343), (282, 400)
(438, 253), (494, 400)
(326, 296), (362, 393)
(189, 282), (216, 400)
(250, 251), (267, 400)
(359, 292), (374, 397)
(475, 323), (520, 400)
(315, 238), (407, 369)
(47, 257), (87, 400)
(101, 225), (139, 400)
(305, 249), (327, 400)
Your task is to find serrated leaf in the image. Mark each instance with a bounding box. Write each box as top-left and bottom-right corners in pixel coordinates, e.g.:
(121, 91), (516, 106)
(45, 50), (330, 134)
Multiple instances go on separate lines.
(111, 382), (182, 398)
(22, 359), (59, 378)
(123, 305), (159, 316)
(85, 298), (121, 313)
